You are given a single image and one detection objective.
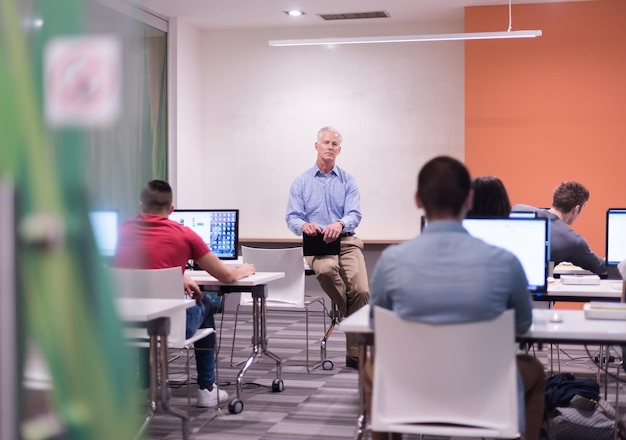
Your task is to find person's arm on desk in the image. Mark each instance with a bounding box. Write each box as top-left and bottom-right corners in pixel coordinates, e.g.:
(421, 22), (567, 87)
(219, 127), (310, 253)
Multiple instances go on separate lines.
(196, 252), (256, 284)
(566, 236), (607, 276)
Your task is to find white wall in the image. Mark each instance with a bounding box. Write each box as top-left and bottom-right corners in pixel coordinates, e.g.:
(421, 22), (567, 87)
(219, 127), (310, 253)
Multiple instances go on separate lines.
(174, 21), (465, 241)
(169, 18), (205, 208)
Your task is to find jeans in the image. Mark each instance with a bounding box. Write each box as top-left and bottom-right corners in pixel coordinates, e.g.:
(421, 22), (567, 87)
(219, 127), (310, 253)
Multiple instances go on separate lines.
(185, 292), (216, 388)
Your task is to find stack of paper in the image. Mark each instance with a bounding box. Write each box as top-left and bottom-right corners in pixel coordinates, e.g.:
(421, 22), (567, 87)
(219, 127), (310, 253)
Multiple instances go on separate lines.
(584, 302), (626, 320)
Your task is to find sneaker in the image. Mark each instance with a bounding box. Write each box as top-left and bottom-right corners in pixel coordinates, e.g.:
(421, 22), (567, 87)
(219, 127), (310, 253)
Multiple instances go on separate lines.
(196, 386), (228, 408)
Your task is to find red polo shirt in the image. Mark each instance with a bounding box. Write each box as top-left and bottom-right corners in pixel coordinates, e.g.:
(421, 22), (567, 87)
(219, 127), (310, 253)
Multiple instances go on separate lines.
(114, 213), (210, 270)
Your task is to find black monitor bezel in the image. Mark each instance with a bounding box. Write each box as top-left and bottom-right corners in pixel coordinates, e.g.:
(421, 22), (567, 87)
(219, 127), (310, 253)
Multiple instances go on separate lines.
(170, 209), (240, 260)
(461, 217), (550, 293)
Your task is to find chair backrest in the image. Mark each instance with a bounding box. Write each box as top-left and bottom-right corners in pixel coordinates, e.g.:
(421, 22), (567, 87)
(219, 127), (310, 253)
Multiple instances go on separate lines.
(108, 267), (187, 347)
(371, 307), (518, 437)
(240, 246), (305, 308)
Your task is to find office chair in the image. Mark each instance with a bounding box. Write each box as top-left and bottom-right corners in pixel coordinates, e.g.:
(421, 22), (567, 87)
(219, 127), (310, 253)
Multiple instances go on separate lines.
(109, 267), (216, 409)
(230, 246), (328, 372)
(370, 307), (519, 438)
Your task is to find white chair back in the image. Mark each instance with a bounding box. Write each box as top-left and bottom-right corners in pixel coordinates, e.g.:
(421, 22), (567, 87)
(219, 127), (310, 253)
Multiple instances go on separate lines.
(240, 246), (305, 308)
(108, 267), (187, 347)
(371, 307), (519, 438)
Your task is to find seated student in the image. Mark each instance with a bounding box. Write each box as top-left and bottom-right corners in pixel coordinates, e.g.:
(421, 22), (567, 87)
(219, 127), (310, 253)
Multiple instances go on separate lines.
(466, 175), (511, 217)
(512, 181), (606, 275)
(364, 157), (545, 440)
(115, 180), (256, 407)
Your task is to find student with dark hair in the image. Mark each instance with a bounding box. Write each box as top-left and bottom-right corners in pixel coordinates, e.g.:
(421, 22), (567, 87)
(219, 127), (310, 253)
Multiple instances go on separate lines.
(115, 180), (256, 407)
(513, 181), (606, 275)
(467, 176), (512, 217)
(364, 156), (545, 440)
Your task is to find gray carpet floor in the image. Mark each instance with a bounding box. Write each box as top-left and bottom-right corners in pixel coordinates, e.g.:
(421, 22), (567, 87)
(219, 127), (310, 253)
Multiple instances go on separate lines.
(146, 307), (626, 440)
(21, 305), (626, 439)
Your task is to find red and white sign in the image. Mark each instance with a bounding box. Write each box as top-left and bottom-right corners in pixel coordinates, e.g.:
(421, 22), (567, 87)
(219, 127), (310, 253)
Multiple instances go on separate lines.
(45, 35), (121, 127)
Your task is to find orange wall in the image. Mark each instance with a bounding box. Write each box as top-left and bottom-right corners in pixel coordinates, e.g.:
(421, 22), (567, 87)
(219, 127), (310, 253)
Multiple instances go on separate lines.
(465, 0), (626, 258)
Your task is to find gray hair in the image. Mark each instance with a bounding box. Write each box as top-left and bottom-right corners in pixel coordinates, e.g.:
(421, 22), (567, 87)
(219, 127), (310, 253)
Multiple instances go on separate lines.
(317, 126), (343, 144)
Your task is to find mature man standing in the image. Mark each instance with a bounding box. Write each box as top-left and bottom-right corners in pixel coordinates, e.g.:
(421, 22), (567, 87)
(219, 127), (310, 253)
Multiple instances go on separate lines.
(286, 126), (369, 369)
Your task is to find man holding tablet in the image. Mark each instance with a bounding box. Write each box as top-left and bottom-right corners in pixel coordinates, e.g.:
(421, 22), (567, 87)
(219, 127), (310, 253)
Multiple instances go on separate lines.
(286, 126), (369, 369)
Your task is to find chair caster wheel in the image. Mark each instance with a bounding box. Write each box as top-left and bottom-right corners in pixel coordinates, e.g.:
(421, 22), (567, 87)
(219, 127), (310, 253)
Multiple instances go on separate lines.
(322, 359), (334, 370)
(228, 398), (244, 414)
(272, 379), (284, 392)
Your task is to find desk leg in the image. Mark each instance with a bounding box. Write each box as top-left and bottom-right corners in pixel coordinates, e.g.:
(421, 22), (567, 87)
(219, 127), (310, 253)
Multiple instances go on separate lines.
(259, 295), (283, 380)
(229, 285), (284, 414)
(233, 297), (262, 403)
(158, 332), (190, 440)
(135, 317), (190, 440)
(135, 333), (159, 440)
(353, 339), (368, 440)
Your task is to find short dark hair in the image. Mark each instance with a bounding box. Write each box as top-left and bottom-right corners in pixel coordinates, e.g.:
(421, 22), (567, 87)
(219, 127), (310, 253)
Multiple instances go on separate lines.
(552, 181), (589, 213)
(466, 176), (511, 218)
(140, 180), (172, 213)
(417, 156), (471, 218)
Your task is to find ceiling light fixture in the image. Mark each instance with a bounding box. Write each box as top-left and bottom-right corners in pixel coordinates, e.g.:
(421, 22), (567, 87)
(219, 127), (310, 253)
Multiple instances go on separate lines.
(284, 10), (305, 17)
(269, 30), (541, 46)
(270, 0), (541, 47)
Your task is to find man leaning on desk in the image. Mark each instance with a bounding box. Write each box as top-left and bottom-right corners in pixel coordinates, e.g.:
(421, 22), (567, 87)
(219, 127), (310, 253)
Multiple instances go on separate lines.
(364, 156), (545, 440)
(286, 126), (369, 370)
(114, 180), (255, 408)
(513, 181), (606, 276)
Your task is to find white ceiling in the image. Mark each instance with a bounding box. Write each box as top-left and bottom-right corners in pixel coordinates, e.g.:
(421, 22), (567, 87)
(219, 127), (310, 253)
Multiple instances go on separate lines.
(130, 0), (591, 30)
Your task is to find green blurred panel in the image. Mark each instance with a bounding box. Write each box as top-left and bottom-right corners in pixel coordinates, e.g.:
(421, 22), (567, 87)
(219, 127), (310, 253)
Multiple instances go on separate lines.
(0, 0), (168, 438)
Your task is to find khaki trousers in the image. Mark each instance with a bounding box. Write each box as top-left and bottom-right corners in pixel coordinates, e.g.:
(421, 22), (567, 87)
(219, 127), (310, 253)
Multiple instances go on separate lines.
(305, 235), (369, 358)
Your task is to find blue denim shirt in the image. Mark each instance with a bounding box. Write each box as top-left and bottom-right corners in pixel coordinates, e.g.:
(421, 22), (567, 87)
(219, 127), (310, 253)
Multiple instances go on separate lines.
(286, 164), (362, 235)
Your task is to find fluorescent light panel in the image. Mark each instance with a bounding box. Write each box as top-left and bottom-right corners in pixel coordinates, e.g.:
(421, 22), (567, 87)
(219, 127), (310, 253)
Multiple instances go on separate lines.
(269, 30), (542, 47)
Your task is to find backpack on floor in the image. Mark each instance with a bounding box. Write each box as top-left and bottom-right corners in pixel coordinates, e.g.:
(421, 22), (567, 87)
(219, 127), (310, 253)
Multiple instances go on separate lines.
(545, 373), (626, 440)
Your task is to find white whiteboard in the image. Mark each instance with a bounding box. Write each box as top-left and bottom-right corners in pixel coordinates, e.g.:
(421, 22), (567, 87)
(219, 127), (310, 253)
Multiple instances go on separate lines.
(174, 23), (465, 241)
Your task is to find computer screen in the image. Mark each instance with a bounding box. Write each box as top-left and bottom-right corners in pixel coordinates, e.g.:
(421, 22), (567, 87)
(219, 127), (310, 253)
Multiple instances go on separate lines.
(509, 211), (537, 219)
(606, 208), (626, 265)
(88, 210), (118, 257)
(462, 217), (549, 293)
(169, 209), (239, 260)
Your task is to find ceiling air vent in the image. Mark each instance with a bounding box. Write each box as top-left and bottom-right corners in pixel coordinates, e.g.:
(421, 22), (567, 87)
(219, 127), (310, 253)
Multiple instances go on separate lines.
(318, 11), (390, 21)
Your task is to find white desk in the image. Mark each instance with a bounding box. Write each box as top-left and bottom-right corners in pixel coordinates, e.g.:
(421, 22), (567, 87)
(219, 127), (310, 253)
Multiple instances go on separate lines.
(341, 304), (626, 346)
(186, 271), (285, 414)
(519, 309), (626, 345)
(116, 298), (195, 322)
(541, 279), (623, 302)
(340, 305), (626, 440)
(186, 271), (284, 286)
(115, 298), (195, 440)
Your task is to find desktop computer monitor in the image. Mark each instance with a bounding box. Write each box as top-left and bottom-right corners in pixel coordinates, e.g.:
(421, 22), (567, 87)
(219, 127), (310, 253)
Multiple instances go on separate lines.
(606, 208), (626, 266)
(462, 217), (549, 293)
(169, 209), (239, 260)
(88, 210), (119, 257)
(509, 211), (537, 219)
